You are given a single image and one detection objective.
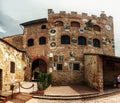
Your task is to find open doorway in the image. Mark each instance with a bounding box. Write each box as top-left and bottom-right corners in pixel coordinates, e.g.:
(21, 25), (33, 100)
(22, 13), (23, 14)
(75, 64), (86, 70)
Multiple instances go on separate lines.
(0, 69), (2, 90)
(103, 58), (120, 90)
(32, 59), (47, 80)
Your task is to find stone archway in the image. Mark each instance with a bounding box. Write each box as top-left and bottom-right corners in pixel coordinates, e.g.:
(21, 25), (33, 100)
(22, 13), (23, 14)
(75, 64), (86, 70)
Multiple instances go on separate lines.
(32, 59), (47, 80)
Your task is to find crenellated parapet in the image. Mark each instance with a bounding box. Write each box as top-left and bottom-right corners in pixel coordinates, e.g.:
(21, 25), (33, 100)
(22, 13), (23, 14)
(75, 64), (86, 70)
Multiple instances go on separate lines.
(48, 9), (113, 22)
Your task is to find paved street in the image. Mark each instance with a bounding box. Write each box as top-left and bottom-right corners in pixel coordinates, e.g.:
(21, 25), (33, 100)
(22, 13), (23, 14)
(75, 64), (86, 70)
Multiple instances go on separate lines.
(26, 92), (120, 103)
(5, 82), (120, 103)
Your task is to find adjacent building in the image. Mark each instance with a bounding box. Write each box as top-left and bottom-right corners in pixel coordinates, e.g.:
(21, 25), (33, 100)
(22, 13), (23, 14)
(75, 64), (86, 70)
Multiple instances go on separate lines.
(0, 39), (27, 91)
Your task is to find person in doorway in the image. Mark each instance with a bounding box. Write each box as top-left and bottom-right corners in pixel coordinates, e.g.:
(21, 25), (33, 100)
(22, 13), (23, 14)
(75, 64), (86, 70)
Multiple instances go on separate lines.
(117, 75), (120, 88)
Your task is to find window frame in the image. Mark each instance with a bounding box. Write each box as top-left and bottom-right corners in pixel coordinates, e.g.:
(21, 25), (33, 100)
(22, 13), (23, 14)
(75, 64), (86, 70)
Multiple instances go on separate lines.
(61, 35), (70, 44)
(41, 25), (47, 29)
(71, 21), (80, 27)
(93, 38), (100, 48)
(78, 36), (87, 45)
(39, 37), (46, 45)
(27, 39), (34, 47)
(57, 64), (63, 71)
(10, 61), (15, 73)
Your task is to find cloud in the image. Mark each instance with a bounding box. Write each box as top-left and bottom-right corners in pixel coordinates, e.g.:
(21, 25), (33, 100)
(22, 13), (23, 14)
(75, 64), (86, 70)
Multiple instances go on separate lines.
(0, 26), (6, 33)
(0, 11), (23, 38)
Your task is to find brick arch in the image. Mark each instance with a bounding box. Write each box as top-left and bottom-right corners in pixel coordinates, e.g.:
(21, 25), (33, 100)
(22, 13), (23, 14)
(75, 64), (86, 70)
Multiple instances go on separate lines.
(61, 35), (70, 44)
(54, 21), (64, 26)
(31, 56), (48, 80)
(93, 25), (101, 32)
(78, 36), (87, 45)
(93, 38), (100, 48)
(71, 21), (80, 27)
(32, 56), (49, 67)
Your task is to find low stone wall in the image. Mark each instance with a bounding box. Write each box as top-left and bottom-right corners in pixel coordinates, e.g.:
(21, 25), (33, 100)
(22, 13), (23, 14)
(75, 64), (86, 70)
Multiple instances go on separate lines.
(51, 71), (84, 85)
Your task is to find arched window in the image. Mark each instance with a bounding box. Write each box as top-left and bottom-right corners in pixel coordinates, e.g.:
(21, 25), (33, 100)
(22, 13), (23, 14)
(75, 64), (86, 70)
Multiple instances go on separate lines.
(54, 21), (64, 26)
(28, 39), (34, 47)
(61, 35), (70, 44)
(39, 37), (46, 45)
(93, 39), (100, 48)
(93, 25), (101, 32)
(41, 25), (46, 29)
(71, 21), (80, 27)
(78, 36), (87, 45)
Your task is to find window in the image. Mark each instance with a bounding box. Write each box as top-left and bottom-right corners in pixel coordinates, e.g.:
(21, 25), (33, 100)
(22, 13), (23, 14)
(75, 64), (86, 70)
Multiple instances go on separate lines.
(10, 62), (15, 73)
(93, 25), (101, 32)
(71, 21), (80, 27)
(28, 39), (34, 47)
(54, 55), (58, 62)
(39, 37), (46, 45)
(41, 25), (46, 29)
(93, 39), (100, 48)
(78, 36), (87, 45)
(57, 64), (62, 70)
(59, 56), (64, 62)
(73, 63), (80, 70)
(61, 35), (70, 44)
(54, 21), (64, 26)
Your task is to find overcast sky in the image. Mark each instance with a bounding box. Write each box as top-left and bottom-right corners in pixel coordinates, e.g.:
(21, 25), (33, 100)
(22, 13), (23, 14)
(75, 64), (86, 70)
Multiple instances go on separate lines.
(0, 0), (120, 56)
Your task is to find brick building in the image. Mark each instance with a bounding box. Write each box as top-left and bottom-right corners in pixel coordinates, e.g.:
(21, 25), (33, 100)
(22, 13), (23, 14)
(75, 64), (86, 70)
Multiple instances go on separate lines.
(3, 9), (120, 92)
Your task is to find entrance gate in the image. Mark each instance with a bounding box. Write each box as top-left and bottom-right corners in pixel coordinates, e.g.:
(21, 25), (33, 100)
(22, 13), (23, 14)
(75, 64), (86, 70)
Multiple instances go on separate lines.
(32, 59), (47, 80)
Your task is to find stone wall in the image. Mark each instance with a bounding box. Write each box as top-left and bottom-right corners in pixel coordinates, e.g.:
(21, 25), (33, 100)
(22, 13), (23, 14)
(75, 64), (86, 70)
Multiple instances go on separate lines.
(3, 34), (24, 50)
(0, 40), (26, 91)
(51, 65), (84, 85)
(84, 54), (103, 92)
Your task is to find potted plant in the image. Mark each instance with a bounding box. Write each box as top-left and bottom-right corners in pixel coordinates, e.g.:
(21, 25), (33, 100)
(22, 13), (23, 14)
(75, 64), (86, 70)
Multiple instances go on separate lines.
(37, 72), (51, 95)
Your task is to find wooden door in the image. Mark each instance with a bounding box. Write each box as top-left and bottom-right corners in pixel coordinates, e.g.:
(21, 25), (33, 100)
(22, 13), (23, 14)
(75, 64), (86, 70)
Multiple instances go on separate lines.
(0, 69), (2, 90)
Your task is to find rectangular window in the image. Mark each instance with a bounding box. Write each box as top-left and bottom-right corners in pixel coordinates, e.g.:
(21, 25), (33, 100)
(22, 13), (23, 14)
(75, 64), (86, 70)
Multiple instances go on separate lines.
(59, 56), (64, 63)
(54, 55), (58, 62)
(49, 57), (53, 61)
(73, 63), (80, 70)
(10, 62), (15, 73)
(50, 61), (53, 68)
(57, 64), (62, 70)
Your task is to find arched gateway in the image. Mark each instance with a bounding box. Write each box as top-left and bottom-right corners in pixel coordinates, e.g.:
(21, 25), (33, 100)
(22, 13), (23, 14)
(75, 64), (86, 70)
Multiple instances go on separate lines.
(32, 59), (47, 80)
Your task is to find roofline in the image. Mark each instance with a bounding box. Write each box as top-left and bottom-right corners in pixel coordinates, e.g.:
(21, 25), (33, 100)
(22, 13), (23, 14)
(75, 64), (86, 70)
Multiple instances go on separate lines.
(84, 53), (120, 59)
(0, 38), (26, 53)
(20, 18), (48, 26)
(3, 34), (23, 39)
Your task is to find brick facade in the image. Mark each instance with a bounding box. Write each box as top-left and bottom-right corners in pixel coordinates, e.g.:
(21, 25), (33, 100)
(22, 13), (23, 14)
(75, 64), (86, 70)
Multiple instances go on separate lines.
(3, 9), (118, 92)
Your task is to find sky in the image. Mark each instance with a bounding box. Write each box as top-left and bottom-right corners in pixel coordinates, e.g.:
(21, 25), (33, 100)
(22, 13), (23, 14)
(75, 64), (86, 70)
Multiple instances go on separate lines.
(0, 0), (120, 56)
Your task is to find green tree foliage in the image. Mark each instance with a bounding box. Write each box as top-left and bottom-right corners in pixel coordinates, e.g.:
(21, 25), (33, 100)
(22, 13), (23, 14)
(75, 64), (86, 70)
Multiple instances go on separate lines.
(37, 72), (52, 90)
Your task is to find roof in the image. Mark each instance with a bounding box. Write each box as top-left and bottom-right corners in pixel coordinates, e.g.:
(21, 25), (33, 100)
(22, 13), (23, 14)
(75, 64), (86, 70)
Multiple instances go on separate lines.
(84, 53), (120, 63)
(0, 38), (26, 53)
(20, 18), (48, 26)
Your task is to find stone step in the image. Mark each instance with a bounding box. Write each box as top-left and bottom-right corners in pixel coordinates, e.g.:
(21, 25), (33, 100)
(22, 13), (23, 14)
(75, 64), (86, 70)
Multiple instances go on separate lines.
(6, 93), (33, 103)
(0, 95), (7, 103)
(15, 93), (32, 101)
(7, 98), (24, 103)
(33, 88), (120, 100)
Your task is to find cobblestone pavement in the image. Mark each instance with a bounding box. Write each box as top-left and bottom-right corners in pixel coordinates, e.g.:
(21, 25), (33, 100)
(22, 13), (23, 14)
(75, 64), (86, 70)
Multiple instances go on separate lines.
(5, 82), (120, 103)
(44, 85), (98, 96)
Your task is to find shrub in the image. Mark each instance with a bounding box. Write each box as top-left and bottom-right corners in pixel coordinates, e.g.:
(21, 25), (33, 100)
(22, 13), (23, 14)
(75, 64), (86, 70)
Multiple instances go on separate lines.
(37, 72), (52, 90)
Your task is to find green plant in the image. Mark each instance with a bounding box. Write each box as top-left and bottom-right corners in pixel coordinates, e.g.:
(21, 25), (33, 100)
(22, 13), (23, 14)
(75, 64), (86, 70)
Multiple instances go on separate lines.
(37, 72), (52, 90)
